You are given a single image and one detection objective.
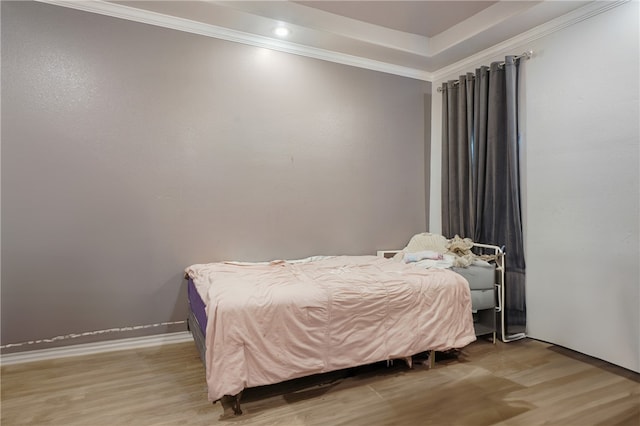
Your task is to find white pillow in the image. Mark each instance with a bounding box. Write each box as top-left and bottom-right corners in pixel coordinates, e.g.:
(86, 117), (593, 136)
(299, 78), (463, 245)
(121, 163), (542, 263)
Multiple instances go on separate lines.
(403, 250), (444, 263)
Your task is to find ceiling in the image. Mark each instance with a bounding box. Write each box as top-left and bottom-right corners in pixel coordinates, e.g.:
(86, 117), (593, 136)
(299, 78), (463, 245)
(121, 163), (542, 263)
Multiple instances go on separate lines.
(294, 1), (501, 38)
(49, 0), (599, 80)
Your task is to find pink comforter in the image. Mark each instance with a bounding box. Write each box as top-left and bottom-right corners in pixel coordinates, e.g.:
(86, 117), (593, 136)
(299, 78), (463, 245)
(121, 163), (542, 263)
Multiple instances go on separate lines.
(185, 255), (475, 401)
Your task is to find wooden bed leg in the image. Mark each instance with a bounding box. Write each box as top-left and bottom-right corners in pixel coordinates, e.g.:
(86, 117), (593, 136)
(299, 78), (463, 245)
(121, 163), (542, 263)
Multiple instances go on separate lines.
(429, 350), (436, 369)
(231, 392), (243, 416)
(218, 392), (243, 418)
(404, 356), (413, 369)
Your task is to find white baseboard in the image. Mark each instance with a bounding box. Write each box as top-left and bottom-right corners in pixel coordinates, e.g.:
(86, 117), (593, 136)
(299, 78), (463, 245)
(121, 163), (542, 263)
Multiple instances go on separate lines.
(0, 332), (193, 366)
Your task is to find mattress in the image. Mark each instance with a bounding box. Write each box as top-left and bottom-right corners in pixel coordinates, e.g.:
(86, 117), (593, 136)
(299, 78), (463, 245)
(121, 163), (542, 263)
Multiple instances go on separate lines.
(453, 263), (496, 311)
(188, 263), (492, 336)
(187, 277), (207, 337)
(451, 263), (495, 290)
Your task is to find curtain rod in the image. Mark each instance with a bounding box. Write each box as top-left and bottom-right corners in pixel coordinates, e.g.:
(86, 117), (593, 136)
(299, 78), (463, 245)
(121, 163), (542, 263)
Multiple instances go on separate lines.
(436, 50), (533, 93)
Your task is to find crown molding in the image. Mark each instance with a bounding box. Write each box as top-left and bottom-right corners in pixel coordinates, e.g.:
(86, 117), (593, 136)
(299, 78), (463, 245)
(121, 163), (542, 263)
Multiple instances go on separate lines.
(0, 332), (193, 365)
(37, 0), (628, 83)
(429, 0), (539, 57)
(37, 0), (431, 81)
(430, 0), (630, 82)
(213, 0), (431, 57)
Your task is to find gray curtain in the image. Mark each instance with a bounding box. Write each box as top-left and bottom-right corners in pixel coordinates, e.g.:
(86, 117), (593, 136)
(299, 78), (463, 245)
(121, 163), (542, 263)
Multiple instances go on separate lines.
(441, 73), (475, 239)
(441, 56), (526, 333)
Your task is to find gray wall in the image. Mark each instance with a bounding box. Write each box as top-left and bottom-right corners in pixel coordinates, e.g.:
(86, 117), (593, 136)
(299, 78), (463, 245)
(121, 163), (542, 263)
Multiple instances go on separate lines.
(1, 2), (430, 351)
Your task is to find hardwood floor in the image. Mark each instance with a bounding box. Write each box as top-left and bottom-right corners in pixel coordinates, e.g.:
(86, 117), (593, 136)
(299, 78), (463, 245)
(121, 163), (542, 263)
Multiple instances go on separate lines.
(2, 338), (638, 425)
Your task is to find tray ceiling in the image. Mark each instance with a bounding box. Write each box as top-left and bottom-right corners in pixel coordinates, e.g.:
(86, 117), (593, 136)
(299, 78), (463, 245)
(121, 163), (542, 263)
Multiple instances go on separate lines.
(42, 1), (615, 80)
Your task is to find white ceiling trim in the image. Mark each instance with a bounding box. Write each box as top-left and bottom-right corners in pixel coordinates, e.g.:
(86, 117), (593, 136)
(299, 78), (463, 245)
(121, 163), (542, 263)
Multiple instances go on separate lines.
(214, 0), (431, 57)
(430, 0), (629, 82)
(38, 0), (431, 80)
(38, 0), (628, 83)
(428, 1), (539, 56)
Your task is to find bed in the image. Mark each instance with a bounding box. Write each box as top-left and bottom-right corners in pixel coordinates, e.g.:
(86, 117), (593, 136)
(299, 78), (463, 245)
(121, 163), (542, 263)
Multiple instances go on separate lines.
(185, 254), (477, 415)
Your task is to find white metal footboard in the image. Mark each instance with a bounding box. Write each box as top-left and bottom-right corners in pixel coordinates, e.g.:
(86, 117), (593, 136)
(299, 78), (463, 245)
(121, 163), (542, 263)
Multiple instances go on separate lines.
(472, 243), (526, 343)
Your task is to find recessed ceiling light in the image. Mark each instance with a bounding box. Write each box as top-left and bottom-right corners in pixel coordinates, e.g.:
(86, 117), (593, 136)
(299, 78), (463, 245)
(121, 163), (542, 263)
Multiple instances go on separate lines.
(274, 26), (290, 37)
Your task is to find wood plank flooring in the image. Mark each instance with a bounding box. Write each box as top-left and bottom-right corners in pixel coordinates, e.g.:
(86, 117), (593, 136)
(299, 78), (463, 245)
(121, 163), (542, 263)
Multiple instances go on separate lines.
(2, 338), (638, 425)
